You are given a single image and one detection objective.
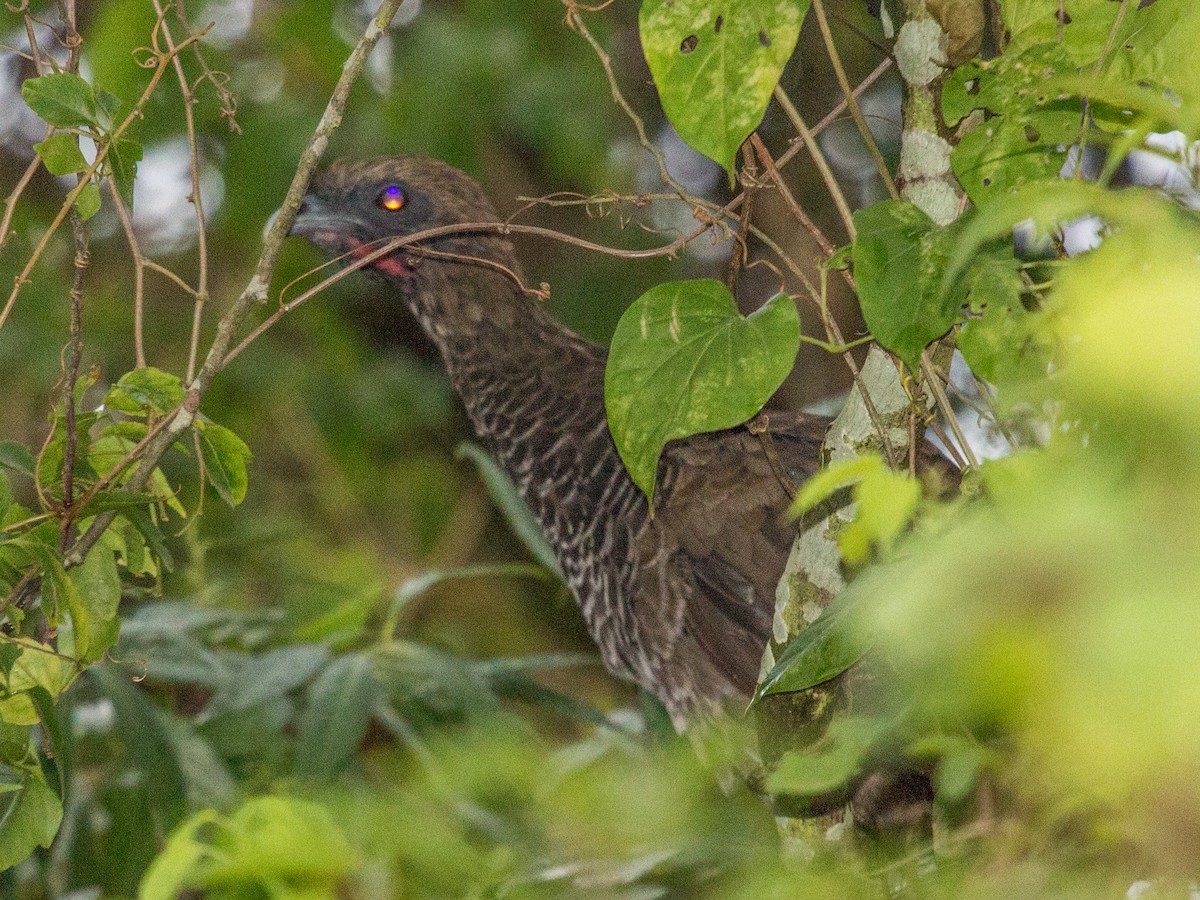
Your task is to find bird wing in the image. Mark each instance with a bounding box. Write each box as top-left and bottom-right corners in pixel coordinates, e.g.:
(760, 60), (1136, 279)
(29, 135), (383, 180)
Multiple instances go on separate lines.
(645, 413), (830, 707)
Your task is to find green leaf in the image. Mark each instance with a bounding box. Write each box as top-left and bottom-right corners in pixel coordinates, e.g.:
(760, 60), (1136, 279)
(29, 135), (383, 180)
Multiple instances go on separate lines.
(791, 454), (886, 517)
(207, 644), (329, 715)
(35, 551), (79, 636)
(196, 422), (252, 507)
(95, 89), (123, 128)
(105, 367), (185, 416)
(0, 645), (21, 681)
(852, 201), (965, 372)
(1105, 0), (1200, 93)
(141, 797), (353, 895)
(956, 250), (1047, 390)
(605, 280), (800, 502)
(0, 762), (63, 871)
(108, 138), (142, 207)
(0, 442), (36, 479)
(767, 716), (890, 797)
(20, 73), (98, 128)
(75, 490), (158, 518)
(294, 653), (376, 779)
(952, 109), (1083, 205)
(639, 0), (808, 175)
(0, 641), (65, 727)
(75, 181), (101, 221)
(792, 454), (921, 563)
(118, 504), (174, 572)
(0, 473), (12, 521)
(27, 686), (67, 801)
(757, 590), (872, 697)
(999, 0), (1122, 64)
(838, 463), (921, 564)
(139, 809), (220, 900)
(33, 134), (88, 176)
(455, 443), (562, 576)
(67, 541), (122, 663)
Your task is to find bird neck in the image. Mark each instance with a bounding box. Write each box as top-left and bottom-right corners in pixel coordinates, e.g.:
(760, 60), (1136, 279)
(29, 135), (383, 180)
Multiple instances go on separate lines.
(399, 254), (610, 455)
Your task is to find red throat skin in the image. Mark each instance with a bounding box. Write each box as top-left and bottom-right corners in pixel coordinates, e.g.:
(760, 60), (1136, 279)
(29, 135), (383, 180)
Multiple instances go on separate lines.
(315, 230), (412, 278)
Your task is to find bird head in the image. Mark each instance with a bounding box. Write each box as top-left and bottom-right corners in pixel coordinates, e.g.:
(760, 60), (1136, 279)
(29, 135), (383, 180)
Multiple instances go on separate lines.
(289, 156), (510, 282)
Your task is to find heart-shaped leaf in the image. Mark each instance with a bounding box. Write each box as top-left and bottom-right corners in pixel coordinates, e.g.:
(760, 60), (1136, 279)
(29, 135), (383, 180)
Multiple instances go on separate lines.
(605, 279), (800, 503)
(639, 0), (809, 176)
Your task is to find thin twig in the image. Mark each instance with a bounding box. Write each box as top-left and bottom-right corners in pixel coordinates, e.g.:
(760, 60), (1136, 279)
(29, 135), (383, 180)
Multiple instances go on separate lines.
(921, 351), (978, 470)
(151, 0), (210, 383)
(564, 1), (688, 197)
(749, 133), (843, 265)
(810, 0), (899, 200)
(0, 132), (52, 249)
(727, 142), (759, 291)
(0, 25), (210, 334)
(58, 0), (89, 552)
(59, 207), (89, 549)
(107, 180), (147, 367)
(773, 85), (857, 240)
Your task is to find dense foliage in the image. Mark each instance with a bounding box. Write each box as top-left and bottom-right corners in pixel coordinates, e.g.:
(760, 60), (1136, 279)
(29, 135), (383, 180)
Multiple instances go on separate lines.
(2, 0), (1199, 896)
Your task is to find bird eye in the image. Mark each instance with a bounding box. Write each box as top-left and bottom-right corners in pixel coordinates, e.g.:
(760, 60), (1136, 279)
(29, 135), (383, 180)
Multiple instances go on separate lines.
(377, 185), (405, 211)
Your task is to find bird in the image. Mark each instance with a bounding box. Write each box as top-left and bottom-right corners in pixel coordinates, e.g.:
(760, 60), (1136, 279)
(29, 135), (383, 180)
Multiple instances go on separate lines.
(287, 156), (849, 728)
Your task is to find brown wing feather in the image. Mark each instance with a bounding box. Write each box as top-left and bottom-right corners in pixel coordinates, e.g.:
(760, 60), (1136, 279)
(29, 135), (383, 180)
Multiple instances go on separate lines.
(647, 413), (829, 706)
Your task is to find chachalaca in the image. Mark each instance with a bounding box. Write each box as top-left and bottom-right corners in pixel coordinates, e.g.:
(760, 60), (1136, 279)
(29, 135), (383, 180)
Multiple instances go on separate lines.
(289, 156), (884, 730)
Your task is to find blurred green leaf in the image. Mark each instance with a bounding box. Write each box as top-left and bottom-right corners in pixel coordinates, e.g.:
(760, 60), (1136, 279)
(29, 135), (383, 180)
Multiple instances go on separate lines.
(767, 716), (889, 797)
(0, 762), (62, 871)
(0, 442), (35, 479)
(75, 181), (102, 221)
(206, 644), (329, 715)
(139, 809), (219, 900)
(20, 73), (98, 128)
(33, 134), (88, 176)
(141, 796), (355, 897)
(791, 454), (884, 517)
(605, 280), (799, 502)
(105, 367), (185, 416)
(295, 652), (376, 780)
(639, 0), (808, 175)
(196, 422), (252, 507)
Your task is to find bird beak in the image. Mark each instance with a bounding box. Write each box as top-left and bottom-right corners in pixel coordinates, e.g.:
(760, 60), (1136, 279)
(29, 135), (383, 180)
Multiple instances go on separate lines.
(263, 195), (370, 244)
(288, 194), (370, 238)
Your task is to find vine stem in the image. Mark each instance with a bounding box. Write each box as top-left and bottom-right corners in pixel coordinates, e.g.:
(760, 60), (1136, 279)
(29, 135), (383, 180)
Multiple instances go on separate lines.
(810, 0), (900, 200)
(150, 0), (211, 384)
(772, 85), (857, 241)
